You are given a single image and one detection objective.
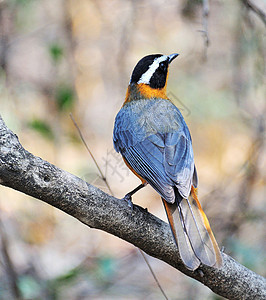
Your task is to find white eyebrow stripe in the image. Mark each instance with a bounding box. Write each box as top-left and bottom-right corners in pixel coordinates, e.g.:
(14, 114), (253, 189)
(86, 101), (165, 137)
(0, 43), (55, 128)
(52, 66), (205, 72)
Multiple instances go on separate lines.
(137, 55), (168, 84)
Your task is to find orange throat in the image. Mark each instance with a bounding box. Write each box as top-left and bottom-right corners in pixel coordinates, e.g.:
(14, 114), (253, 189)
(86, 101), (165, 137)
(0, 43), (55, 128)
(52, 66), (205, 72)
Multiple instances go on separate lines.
(123, 83), (168, 106)
(138, 83), (167, 99)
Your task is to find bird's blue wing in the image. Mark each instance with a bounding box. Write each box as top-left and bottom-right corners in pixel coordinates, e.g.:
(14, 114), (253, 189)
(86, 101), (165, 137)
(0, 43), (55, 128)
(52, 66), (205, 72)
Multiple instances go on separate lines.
(163, 131), (195, 199)
(122, 134), (176, 202)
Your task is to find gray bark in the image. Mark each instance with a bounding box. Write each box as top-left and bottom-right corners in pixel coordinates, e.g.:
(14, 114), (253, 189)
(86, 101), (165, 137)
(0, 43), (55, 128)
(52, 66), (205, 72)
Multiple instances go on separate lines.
(0, 115), (265, 299)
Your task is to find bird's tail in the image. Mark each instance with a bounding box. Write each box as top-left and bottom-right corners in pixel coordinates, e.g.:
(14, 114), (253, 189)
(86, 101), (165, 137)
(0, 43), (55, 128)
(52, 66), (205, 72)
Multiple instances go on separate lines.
(162, 186), (222, 271)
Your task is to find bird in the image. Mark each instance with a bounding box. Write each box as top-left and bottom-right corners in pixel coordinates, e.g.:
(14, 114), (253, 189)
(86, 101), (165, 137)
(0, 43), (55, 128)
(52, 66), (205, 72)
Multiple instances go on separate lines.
(113, 53), (222, 271)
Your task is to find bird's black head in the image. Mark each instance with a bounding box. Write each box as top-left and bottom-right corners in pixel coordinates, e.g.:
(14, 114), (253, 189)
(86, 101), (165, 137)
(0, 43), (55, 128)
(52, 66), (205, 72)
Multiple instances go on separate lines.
(130, 53), (179, 89)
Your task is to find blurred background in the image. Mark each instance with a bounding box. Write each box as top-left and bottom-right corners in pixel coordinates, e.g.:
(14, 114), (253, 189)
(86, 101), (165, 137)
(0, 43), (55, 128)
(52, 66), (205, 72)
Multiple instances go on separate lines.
(0, 0), (265, 299)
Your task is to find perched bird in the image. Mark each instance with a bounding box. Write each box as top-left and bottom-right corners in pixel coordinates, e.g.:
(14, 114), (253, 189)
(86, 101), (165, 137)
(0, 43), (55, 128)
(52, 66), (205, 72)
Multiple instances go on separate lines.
(113, 53), (222, 271)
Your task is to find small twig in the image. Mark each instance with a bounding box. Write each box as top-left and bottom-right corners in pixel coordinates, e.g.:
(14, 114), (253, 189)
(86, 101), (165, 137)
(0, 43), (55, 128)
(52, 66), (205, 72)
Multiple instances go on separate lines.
(69, 113), (113, 195)
(241, 0), (266, 26)
(139, 249), (169, 300)
(69, 113), (168, 299)
(202, 0), (210, 46)
(202, 0), (210, 60)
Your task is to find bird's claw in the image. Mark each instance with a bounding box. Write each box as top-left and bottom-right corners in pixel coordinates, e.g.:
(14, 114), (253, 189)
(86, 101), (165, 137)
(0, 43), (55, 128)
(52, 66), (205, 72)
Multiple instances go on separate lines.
(122, 193), (134, 210)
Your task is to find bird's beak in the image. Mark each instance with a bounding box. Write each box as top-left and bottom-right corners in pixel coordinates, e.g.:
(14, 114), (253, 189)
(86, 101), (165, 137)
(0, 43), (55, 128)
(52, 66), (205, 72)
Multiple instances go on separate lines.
(168, 53), (179, 63)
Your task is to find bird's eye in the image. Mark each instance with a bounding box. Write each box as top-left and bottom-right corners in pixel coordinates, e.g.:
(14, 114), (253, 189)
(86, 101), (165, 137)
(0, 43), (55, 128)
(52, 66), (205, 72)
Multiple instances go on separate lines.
(159, 62), (167, 72)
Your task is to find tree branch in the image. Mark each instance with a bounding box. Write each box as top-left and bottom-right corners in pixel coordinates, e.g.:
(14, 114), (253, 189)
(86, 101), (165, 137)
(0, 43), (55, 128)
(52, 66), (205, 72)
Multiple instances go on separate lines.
(0, 115), (265, 299)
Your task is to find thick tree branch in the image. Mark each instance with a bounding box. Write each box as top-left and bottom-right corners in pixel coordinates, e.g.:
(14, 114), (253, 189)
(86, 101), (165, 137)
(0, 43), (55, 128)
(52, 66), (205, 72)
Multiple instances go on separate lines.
(0, 115), (265, 299)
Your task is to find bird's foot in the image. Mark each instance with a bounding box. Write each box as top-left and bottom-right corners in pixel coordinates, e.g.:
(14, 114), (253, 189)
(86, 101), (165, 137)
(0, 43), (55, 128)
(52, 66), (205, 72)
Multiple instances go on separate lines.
(121, 193), (148, 213)
(122, 193), (134, 209)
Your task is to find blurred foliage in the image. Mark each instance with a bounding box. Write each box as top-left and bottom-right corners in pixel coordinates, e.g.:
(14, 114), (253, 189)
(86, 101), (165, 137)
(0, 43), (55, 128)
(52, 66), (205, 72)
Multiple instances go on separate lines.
(0, 0), (265, 299)
(228, 237), (265, 272)
(95, 256), (117, 281)
(15, 0), (32, 5)
(28, 119), (54, 140)
(55, 85), (75, 111)
(49, 44), (64, 64)
(18, 275), (41, 299)
(48, 266), (85, 299)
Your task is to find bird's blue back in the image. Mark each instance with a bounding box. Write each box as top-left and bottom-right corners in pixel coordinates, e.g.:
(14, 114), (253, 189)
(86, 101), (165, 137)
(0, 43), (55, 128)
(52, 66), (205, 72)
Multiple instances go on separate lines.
(113, 98), (196, 202)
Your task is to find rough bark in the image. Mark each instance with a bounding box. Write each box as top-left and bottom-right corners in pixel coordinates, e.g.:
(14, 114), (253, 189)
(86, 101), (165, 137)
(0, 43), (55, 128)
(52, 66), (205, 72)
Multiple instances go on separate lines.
(0, 115), (265, 299)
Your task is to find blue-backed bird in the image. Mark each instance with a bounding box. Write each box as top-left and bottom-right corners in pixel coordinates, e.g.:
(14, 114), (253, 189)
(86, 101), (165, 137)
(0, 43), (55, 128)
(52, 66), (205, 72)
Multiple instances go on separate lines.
(113, 53), (222, 270)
